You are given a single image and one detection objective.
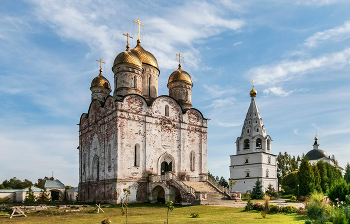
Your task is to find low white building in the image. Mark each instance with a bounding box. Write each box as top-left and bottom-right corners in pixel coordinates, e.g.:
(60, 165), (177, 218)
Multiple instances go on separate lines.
(0, 187), (42, 202)
(229, 85), (278, 193)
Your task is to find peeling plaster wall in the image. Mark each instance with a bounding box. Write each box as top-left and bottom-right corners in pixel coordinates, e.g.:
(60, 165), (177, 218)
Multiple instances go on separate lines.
(79, 94), (207, 203)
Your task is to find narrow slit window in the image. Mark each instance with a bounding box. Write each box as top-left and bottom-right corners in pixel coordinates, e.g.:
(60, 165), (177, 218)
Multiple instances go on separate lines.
(134, 76), (137, 88)
(165, 105), (169, 117)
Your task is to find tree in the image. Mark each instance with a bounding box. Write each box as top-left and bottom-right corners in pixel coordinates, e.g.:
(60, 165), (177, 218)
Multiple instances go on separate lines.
(298, 157), (315, 196)
(0, 184), (4, 189)
(313, 165), (322, 193)
(290, 156), (298, 172)
(317, 160), (329, 193)
(121, 188), (131, 224)
(281, 170), (298, 194)
(24, 186), (36, 202)
(344, 163), (350, 184)
(328, 178), (349, 203)
(251, 179), (264, 199)
(219, 177), (229, 188)
(2, 177), (33, 189)
(165, 200), (174, 224)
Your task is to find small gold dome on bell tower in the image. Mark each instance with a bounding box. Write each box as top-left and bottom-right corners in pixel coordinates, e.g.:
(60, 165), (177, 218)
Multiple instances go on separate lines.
(250, 80), (257, 97)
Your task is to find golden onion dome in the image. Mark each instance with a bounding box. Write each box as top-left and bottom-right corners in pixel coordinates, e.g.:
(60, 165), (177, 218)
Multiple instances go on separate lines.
(91, 68), (111, 89)
(167, 65), (193, 87)
(315, 136), (318, 141)
(113, 48), (142, 69)
(250, 88), (257, 97)
(131, 40), (158, 69)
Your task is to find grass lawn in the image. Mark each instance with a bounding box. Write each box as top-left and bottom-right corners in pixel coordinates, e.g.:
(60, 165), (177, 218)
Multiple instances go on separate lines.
(0, 203), (308, 224)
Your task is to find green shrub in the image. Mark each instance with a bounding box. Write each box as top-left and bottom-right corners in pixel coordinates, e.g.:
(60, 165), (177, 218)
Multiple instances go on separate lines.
(290, 196), (297, 202)
(269, 204), (280, 214)
(328, 179), (349, 203)
(333, 208), (348, 224)
(245, 194), (253, 211)
(0, 196), (10, 203)
(190, 213), (199, 218)
(284, 205), (298, 213)
(304, 221), (312, 224)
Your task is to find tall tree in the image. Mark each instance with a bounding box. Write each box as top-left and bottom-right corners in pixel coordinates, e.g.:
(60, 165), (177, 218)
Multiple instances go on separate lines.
(290, 156), (298, 172)
(317, 160), (329, 193)
(344, 163), (350, 184)
(298, 157), (315, 196)
(251, 179), (264, 199)
(313, 164), (322, 193)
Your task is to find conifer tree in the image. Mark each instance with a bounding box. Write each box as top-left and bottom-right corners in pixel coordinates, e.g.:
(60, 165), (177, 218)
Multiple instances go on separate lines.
(251, 179), (264, 199)
(325, 163), (334, 188)
(317, 160), (329, 193)
(344, 163), (350, 184)
(298, 157), (315, 196)
(313, 165), (322, 193)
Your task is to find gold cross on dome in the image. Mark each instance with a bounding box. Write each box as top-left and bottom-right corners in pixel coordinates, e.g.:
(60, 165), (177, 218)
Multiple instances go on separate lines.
(176, 53), (184, 67)
(252, 80), (255, 88)
(96, 59), (105, 69)
(123, 33), (133, 49)
(133, 19), (144, 40)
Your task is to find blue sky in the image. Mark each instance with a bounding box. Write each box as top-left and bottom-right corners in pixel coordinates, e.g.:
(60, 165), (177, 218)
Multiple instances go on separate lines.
(1, 0), (350, 186)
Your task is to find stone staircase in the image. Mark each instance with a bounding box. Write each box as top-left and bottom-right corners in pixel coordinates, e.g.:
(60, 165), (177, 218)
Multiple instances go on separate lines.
(182, 181), (230, 204)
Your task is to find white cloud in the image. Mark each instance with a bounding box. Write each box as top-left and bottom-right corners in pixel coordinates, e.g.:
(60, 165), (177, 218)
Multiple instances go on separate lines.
(206, 97), (236, 108)
(263, 87), (308, 97)
(305, 20), (350, 47)
(233, 41), (243, 46)
(203, 84), (237, 98)
(247, 48), (350, 85)
(296, 0), (344, 6)
(30, 0), (245, 70)
(216, 121), (242, 127)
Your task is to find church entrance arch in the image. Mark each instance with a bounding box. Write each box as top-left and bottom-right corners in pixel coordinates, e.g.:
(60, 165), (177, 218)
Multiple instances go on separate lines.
(158, 153), (175, 175)
(151, 185), (165, 203)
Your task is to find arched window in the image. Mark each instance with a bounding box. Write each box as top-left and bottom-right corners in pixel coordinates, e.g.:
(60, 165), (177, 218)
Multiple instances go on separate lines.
(134, 144), (140, 167)
(108, 144), (112, 172)
(134, 76), (137, 88)
(190, 151), (195, 171)
(244, 139), (250, 149)
(266, 169), (269, 177)
(257, 128), (259, 132)
(185, 91), (188, 101)
(92, 155), (99, 182)
(247, 129), (249, 133)
(165, 105), (169, 117)
(248, 121), (250, 124)
(246, 172), (250, 177)
(268, 156), (271, 164)
(256, 138), (262, 149)
(267, 139), (271, 150)
(245, 158), (248, 163)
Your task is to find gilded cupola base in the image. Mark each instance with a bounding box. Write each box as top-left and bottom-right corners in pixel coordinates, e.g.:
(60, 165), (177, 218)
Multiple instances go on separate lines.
(112, 42), (143, 99)
(90, 68), (111, 102)
(168, 64), (193, 109)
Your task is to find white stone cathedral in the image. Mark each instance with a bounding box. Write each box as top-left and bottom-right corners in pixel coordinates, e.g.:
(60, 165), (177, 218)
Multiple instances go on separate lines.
(229, 85), (278, 193)
(78, 21), (232, 204)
